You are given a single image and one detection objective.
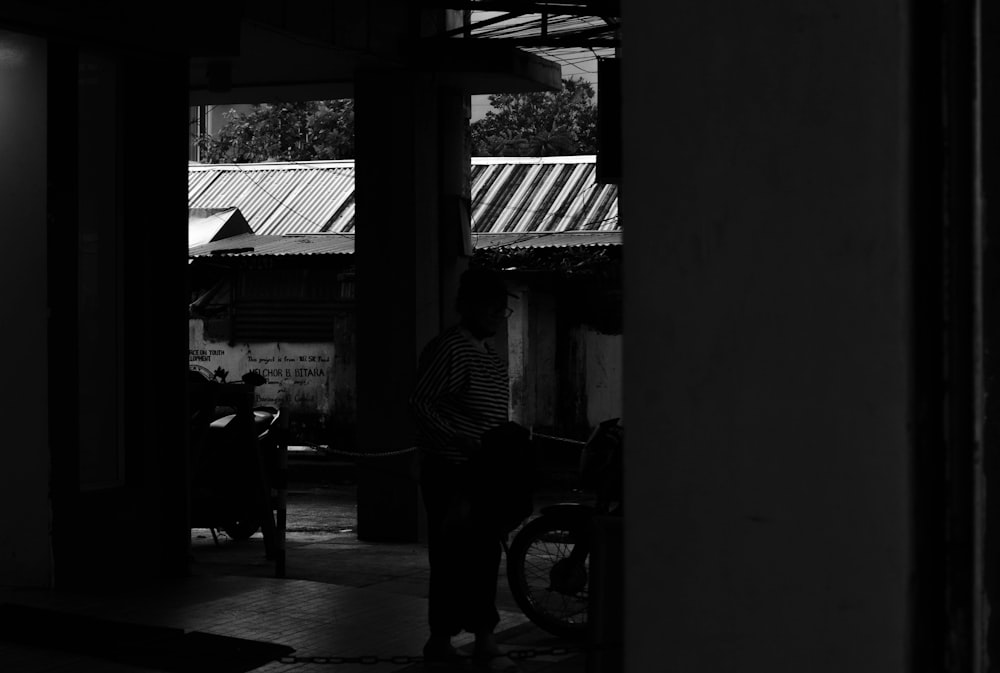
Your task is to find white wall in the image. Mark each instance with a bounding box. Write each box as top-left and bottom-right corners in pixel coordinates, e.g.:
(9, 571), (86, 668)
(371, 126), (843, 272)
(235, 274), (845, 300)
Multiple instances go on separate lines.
(189, 320), (334, 425)
(581, 328), (622, 426)
(0, 29), (52, 587)
(507, 281), (621, 433)
(623, 3), (912, 671)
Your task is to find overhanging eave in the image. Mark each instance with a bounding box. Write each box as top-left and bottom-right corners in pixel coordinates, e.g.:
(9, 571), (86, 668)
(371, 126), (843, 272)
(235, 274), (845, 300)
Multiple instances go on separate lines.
(414, 39), (562, 94)
(190, 19), (368, 105)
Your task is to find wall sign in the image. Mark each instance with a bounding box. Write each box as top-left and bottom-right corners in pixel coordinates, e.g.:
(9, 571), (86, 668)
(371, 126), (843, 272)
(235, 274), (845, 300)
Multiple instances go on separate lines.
(189, 320), (334, 417)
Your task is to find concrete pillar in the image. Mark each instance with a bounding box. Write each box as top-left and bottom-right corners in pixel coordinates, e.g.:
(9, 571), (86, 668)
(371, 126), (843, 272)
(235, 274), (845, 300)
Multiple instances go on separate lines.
(354, 73), (471, 542)
(623, 2), (914, 671)
(0, 28), (51, 588)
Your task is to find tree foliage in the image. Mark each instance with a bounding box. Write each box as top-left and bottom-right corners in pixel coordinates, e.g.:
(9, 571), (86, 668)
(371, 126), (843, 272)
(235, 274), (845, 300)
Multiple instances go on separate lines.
(194, 77), (598, 163)
(196, 100), (354, 163)
(470, 77), (598, 157)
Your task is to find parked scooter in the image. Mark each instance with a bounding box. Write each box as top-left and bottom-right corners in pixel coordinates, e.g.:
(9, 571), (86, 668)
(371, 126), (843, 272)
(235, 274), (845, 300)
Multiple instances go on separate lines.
(504, 417), (623, 641)
(188, 368), (283, 543)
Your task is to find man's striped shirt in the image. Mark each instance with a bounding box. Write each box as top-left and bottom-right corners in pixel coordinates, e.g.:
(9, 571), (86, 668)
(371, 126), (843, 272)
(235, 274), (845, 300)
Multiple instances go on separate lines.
(410, 324), (509, 463)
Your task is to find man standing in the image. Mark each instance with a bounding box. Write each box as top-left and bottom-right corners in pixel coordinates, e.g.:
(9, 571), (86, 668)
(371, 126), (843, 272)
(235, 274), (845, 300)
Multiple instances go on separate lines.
(410, 267), (515, 666)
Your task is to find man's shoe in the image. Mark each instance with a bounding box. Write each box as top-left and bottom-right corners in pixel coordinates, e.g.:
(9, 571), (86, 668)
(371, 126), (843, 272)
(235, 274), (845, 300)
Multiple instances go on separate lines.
(423, 639), (465, 667)
(471, 652), (517, 672)
(472, 633), (503, 663)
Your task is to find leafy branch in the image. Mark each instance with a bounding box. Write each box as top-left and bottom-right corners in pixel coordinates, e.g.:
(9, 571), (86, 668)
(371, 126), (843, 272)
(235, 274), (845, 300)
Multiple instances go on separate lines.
(471, 77), (599, 157)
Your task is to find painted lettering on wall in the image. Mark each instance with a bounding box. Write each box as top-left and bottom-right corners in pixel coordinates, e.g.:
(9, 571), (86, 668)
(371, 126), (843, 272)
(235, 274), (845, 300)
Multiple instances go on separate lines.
(189, 320), (334, 417)
(188, 348), (226, 362)
(245, 354), (331, 384)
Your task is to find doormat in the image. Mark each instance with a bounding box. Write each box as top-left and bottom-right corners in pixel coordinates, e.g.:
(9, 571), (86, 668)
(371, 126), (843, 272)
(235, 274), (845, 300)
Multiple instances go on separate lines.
(0, 603), (295, 672)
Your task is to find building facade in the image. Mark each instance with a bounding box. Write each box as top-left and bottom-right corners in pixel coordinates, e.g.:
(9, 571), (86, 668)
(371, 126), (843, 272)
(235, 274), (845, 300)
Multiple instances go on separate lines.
(188, 156), (623, 446)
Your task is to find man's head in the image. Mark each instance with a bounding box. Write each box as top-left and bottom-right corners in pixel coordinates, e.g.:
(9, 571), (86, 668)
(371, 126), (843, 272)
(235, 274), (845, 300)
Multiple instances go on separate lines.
(456, 268), (515, 338)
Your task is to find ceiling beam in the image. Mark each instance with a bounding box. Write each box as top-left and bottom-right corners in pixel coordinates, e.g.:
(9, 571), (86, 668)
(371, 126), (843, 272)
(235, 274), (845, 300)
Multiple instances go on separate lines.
(420, 1), (620, 19)
(500, 36), (619, 48)
(431, 9), (619, 46)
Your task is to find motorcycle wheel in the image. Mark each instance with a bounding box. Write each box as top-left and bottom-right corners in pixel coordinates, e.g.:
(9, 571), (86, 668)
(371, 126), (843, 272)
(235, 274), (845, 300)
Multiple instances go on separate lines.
(506, 513), (590, 641)
(222, 517), (261, 541)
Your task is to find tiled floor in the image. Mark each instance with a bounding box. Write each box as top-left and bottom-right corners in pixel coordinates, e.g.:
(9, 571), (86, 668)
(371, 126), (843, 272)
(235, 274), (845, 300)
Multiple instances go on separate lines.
(1, 576), (428, 672)
(0, 558), (584, 672)
(0, 565), (584, 673)
(0, 482), (595, 673)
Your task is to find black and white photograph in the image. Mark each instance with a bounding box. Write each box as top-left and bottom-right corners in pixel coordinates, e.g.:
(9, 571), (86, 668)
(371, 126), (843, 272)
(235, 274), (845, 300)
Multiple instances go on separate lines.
(0, 2), (985, 673)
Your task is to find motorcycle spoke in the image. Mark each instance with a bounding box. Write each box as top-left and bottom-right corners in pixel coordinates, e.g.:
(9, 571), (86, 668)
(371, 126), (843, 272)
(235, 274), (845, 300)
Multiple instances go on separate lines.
(520, 534), (588, 624)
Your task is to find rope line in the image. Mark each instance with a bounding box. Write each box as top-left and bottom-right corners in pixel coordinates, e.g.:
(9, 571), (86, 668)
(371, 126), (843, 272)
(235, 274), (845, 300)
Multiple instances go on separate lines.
(298, 430), (586, 460)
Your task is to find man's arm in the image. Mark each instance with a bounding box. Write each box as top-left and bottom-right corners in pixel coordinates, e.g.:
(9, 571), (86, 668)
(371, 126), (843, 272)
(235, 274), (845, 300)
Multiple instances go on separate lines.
(410, 336), (474, 460)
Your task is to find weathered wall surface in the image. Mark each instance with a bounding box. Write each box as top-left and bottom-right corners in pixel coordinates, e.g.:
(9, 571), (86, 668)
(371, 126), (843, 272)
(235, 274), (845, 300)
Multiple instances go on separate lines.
(580, 327), (622, 427)
(189, 320), (337, 442)
(505, 279), (621, 438)
(192, 276), (618, 445)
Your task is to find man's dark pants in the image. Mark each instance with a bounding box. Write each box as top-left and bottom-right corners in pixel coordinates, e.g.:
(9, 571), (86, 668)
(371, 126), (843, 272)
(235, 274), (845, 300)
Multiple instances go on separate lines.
(419, 456), (502, 637)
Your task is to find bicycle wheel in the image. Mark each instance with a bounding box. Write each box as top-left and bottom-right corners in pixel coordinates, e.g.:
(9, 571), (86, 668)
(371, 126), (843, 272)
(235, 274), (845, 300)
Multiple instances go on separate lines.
(506, 513), (590, 641)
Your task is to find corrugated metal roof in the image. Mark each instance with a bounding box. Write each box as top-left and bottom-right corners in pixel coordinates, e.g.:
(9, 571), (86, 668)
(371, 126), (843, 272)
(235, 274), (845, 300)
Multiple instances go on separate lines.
(188, 207), (254, 247)
(472, 231), (621, 249)
(188, 155), (619, 237)
(470, 156), (619, 233)
(189, 161), (356, 235)
(189, 232), (356, 257)
(189, 230), (619, 258)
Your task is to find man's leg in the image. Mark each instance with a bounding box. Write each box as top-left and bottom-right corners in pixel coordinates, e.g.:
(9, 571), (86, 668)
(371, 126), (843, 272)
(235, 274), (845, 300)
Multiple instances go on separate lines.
(464, 523), (503, 656)
(420, 462), (465, 658)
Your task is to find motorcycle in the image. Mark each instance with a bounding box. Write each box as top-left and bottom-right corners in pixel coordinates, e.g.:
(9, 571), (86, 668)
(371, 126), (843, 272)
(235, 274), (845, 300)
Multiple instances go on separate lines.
(188, 368), (283, 545)
(504, 417), (623, 641)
